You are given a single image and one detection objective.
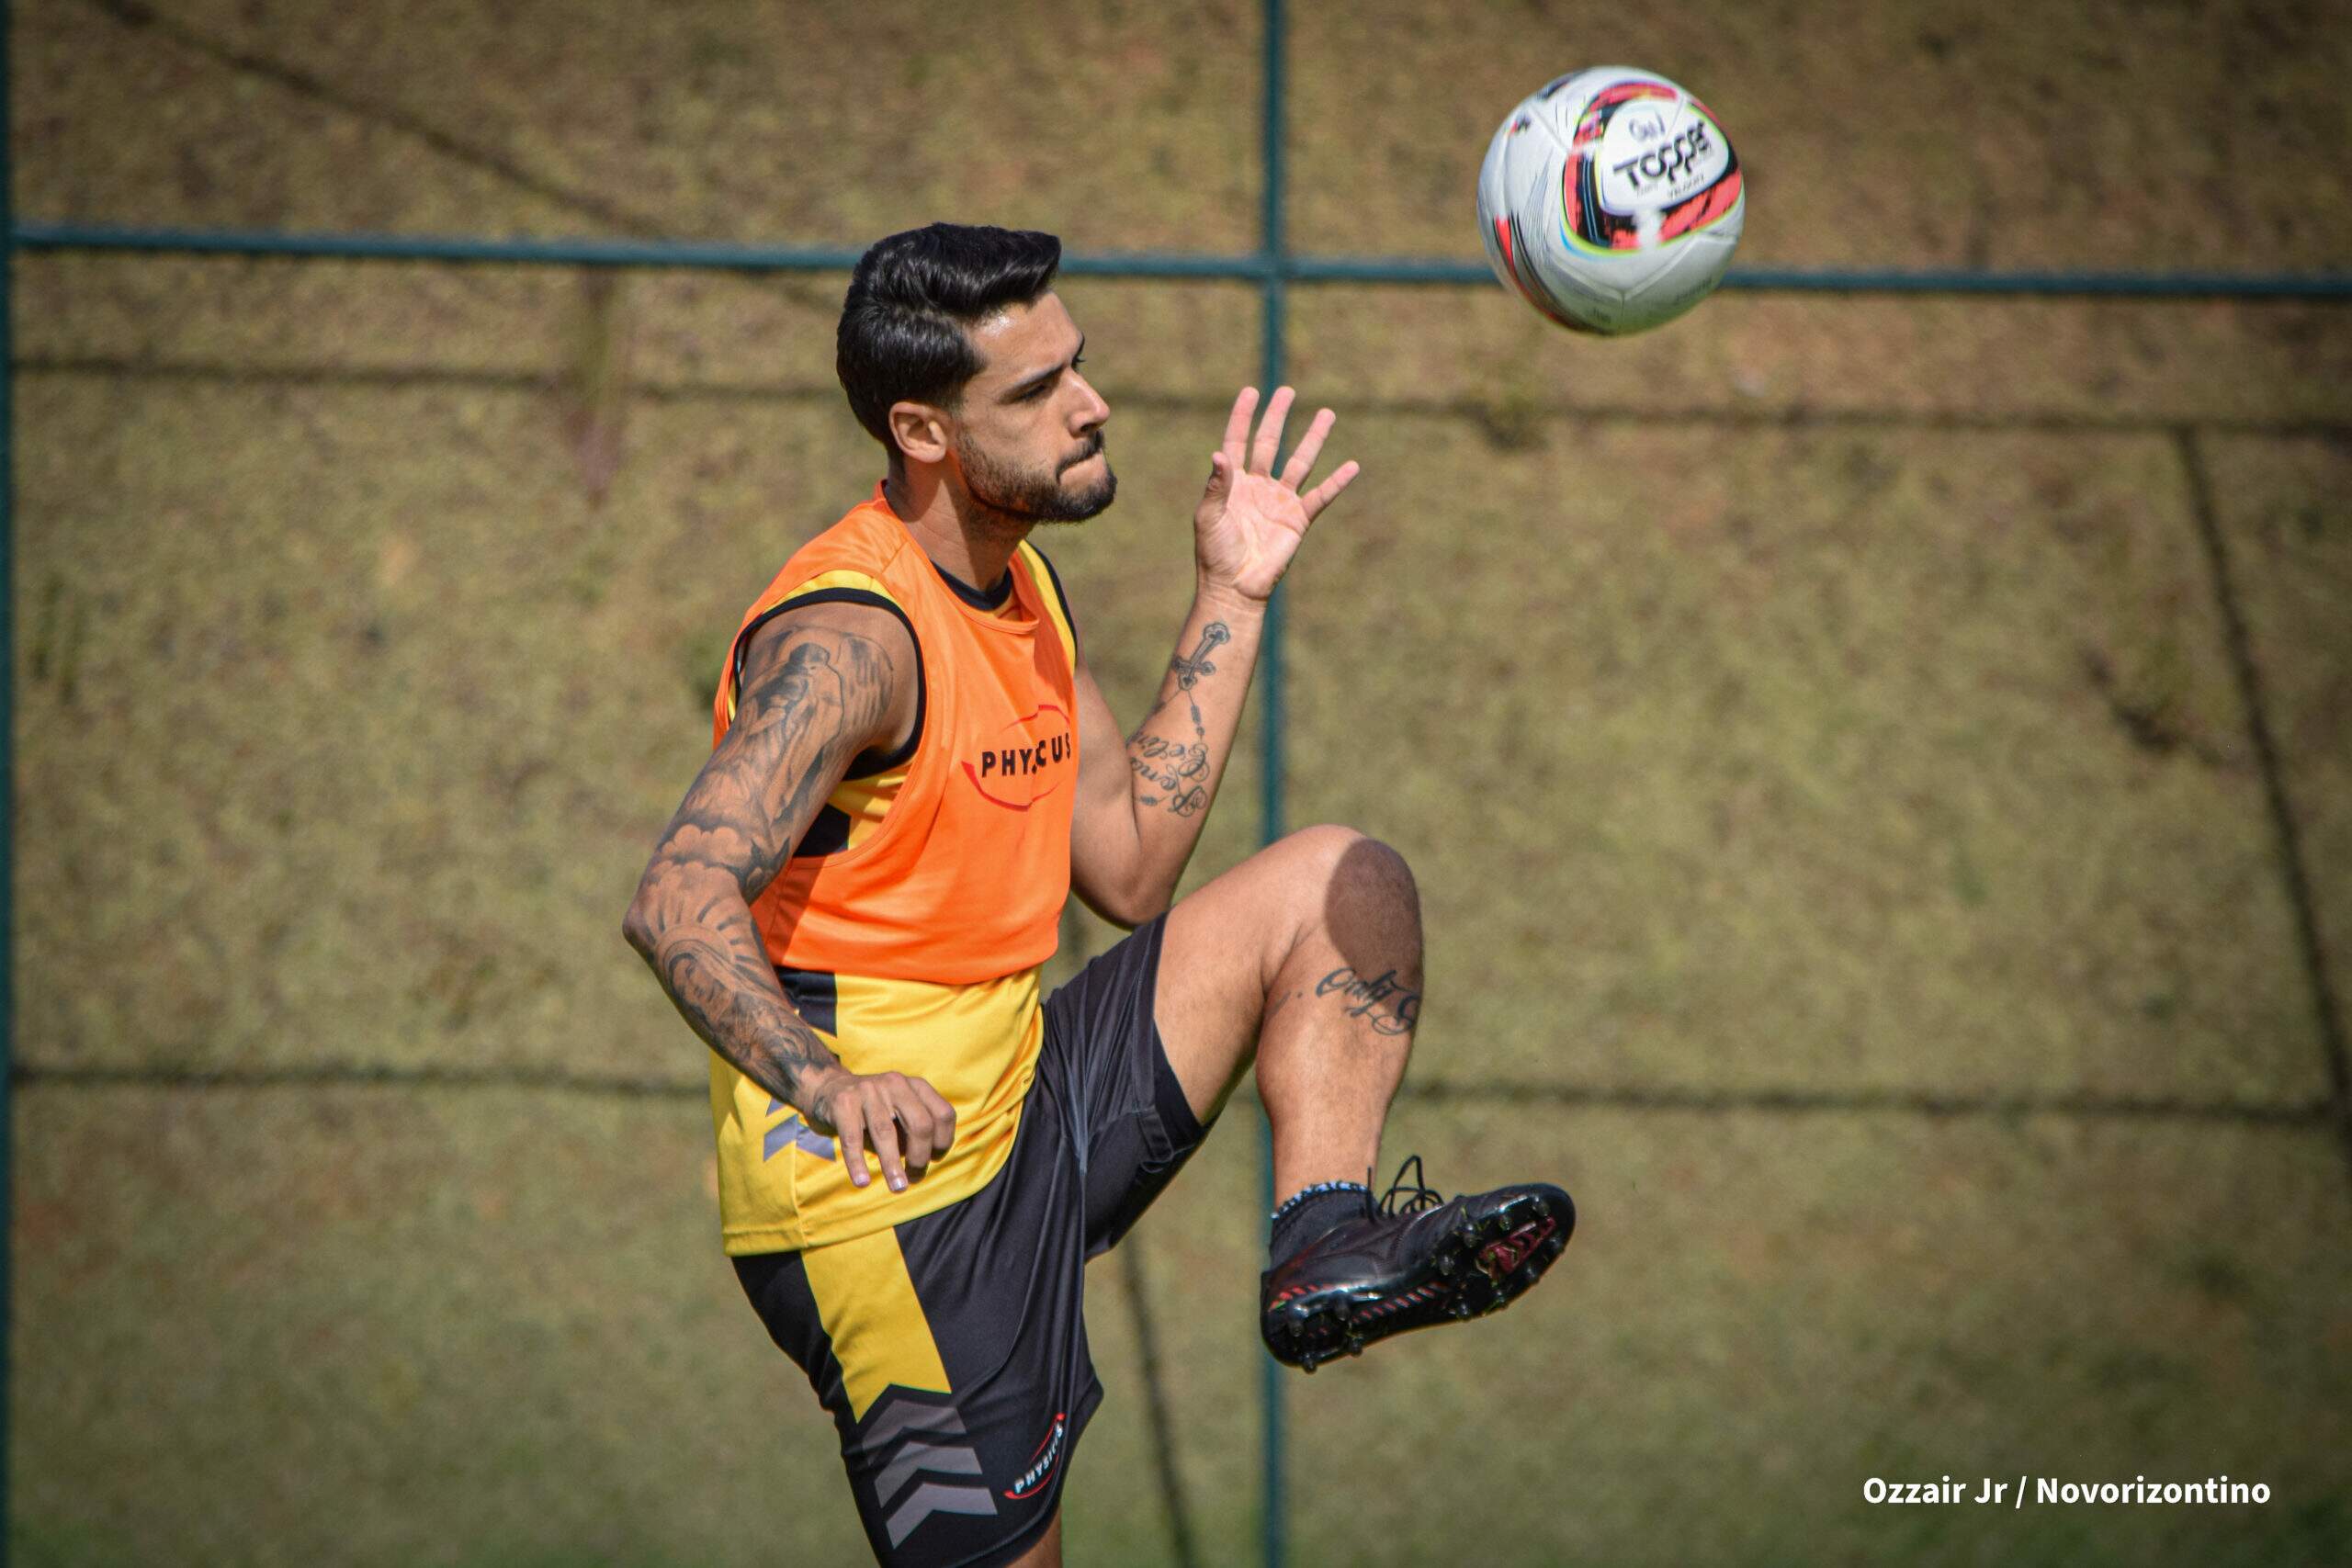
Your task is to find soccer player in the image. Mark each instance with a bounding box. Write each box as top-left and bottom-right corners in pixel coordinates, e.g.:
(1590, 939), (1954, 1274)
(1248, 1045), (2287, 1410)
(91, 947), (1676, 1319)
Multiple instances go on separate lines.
(624, 223), (1571, 1567)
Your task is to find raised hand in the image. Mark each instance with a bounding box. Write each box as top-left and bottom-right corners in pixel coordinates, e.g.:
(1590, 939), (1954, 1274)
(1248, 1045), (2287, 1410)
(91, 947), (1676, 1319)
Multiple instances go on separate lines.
(1194, 386), (1361, 604)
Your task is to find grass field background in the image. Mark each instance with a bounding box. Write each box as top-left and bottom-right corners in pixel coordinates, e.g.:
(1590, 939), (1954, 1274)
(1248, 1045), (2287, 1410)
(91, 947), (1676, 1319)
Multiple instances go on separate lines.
(12, 0), (2352, 1562)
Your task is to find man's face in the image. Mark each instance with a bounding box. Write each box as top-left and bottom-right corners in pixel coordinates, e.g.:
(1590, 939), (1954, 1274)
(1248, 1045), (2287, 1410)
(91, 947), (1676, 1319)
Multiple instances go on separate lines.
(948, 293), (1114, 524)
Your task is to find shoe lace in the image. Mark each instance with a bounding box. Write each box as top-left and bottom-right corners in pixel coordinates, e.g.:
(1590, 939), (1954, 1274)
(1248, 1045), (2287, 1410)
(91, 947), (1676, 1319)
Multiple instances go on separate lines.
(1375, 1154), (1446, 1218)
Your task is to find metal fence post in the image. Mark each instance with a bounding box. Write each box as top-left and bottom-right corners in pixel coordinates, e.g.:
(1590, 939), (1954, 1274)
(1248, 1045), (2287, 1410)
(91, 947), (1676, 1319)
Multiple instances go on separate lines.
(1256, 3), (1289, 1566)
(3, 0), (17, 1541)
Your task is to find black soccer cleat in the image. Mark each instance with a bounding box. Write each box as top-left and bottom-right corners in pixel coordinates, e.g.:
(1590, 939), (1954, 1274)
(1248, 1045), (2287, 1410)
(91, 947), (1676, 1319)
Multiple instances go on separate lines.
(1260, 1156), (1574, 1373)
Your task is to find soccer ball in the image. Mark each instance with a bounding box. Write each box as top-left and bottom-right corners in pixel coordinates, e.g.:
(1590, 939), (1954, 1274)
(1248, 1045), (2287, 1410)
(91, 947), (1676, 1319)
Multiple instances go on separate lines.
(1476, 67), (1745, 335)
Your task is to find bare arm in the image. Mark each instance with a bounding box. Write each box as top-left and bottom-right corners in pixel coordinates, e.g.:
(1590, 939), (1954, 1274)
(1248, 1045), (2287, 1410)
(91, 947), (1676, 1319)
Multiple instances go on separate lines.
(1068, 593), (1261, 926)
(622, 602), (951, 1190)
(1069, 386), (1359, 924)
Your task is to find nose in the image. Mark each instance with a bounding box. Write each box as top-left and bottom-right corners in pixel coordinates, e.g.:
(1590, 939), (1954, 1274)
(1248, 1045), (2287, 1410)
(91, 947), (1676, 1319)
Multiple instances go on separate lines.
(1069, 370), (1110, 432)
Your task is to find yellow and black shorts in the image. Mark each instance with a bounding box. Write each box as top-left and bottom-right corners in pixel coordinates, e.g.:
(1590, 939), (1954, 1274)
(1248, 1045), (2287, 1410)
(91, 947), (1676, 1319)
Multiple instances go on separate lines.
(732, 915), (1210, 1567)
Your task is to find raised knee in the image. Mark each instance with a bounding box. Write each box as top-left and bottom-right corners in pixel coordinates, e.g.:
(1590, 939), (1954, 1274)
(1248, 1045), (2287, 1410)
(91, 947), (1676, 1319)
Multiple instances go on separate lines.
(1282, 825), (1417, 910)
(1280, 823), (1369, 871)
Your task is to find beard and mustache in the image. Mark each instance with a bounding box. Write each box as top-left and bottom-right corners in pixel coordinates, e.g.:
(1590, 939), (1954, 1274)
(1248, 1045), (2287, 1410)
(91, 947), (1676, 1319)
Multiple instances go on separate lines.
(956, 428), (1117, 525)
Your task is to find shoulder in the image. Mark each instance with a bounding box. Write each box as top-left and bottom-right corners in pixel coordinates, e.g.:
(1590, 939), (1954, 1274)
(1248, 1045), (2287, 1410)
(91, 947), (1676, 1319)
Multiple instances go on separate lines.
(734, 504), (922, 699)
(724, 598), (919, 763)
(737, 596), (917, 695)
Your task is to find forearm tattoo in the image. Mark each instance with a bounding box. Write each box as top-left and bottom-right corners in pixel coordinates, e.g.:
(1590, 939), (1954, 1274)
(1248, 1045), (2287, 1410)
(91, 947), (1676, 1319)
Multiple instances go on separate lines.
(627, 629), (894, 1106)
(1127, 622), (1230, 818)
(654, 913), (842, 1107)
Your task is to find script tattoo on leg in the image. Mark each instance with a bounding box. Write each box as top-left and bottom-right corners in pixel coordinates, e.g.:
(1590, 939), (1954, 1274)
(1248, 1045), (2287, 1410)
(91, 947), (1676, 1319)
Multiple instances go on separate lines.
(1127, 621), (1230, 817)
(1315, 965), (1422, 1038)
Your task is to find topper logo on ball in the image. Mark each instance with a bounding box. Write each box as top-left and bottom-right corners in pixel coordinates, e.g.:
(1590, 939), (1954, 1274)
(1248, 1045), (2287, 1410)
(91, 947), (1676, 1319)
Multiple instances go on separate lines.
(1613, 124), (1714, 195)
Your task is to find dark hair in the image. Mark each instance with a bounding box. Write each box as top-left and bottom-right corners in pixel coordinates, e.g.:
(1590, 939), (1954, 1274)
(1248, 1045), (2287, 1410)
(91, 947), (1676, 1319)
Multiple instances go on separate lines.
(836, 223), (1063, 457)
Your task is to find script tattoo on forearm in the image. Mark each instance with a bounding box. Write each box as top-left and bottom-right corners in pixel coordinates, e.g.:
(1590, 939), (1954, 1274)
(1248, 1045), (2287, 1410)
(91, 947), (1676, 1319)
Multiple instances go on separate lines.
(1129, 733), (1210, 808)
(626, 629), (892, 1106)
(1315, 965), (1422, 1037)
(1127, 621), (1230, 818)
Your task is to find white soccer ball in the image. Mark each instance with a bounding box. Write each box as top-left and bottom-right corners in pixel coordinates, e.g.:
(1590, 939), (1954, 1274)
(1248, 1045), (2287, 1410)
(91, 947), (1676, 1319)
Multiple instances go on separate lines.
(1476, 67), (1746, 335)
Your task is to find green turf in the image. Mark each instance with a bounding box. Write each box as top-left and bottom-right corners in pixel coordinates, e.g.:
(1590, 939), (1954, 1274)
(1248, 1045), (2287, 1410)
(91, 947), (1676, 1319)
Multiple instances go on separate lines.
(15, 254), (578, 378)
(2196, 434), (2352, 1028)
(17, 0), (1261, 254)
(28, 1087), (2345, 1567)
(6, 1084), (1268, 1568)
(1288, 0), (2352, 274)
(1279, 1105), (2352, 1566)
(28, 0), (2352, 272)
(1280, 410), (2318, 1100)
(11, 1088), (859, 1565)
(1286, 288), (2352, 430)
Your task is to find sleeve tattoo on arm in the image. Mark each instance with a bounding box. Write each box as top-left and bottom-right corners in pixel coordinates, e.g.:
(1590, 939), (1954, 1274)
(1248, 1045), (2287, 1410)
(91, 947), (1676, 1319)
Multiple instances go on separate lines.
(1126, 622), (1230, 816)
(629, 628), (894, 1107)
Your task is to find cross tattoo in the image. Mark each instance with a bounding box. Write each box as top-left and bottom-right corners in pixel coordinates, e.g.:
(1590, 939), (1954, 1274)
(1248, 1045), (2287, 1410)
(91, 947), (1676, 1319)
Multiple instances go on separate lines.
(1170, 623), (1230, 693)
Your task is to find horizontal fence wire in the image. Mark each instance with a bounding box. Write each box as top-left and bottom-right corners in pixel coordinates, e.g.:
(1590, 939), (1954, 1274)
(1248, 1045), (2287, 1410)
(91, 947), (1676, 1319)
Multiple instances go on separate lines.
(8, 1062), (2335, 1129)
(17, 222), (2352, 299)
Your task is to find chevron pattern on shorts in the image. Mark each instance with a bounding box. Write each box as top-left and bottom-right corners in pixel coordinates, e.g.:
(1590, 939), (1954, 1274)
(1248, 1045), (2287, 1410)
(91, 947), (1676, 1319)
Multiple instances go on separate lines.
(862, 1393), (999, 1548)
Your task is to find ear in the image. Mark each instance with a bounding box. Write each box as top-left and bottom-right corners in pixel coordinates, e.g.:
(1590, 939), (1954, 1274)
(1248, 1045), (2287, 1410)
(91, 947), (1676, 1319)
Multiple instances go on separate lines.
(888, 401), (951, 467)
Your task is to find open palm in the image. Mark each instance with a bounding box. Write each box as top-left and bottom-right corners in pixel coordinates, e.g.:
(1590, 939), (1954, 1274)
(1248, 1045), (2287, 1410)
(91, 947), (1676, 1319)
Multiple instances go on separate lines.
(1194, 386), (1361, 603)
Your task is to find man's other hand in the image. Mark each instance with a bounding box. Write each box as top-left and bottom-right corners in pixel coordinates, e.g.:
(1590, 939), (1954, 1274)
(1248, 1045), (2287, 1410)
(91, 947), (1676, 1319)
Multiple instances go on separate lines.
(803, 1067), (959, 1191)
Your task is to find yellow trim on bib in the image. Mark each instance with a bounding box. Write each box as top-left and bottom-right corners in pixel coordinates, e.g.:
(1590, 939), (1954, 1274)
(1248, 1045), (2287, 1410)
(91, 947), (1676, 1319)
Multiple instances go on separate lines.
(1016, 543), (1079, 671)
